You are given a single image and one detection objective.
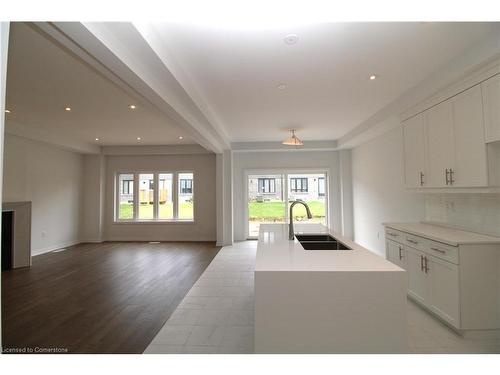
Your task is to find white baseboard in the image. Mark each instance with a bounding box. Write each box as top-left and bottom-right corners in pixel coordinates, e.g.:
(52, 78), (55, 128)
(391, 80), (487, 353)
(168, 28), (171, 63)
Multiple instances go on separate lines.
(32, 239), (82, 256)
(32, 237), (217, 256)
(80, 238), (104, 243)
(105, 237), (216, 242)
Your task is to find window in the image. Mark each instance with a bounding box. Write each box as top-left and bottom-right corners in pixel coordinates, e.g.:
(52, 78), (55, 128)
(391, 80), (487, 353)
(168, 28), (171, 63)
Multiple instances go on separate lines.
(318, 177), (325, 197)
(180, 179), (193, 194)
(290, 177), (308, 193)
(116, 172), (194, 222)
(158, 173), (173, 220)
(178, 173), (194, 220)
(139, 173), (154, 220)
(258, 178), (276, 193)
(118, 174), (134, 220)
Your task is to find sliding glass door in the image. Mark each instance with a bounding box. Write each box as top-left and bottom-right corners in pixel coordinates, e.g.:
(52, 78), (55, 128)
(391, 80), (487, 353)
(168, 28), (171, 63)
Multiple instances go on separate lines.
(247, 174), (286, 238)
(247, 171), (328, 239)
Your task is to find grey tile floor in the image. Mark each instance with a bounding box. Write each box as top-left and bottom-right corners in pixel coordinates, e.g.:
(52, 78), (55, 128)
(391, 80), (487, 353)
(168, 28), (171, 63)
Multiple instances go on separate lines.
(144, 241), (500, 354)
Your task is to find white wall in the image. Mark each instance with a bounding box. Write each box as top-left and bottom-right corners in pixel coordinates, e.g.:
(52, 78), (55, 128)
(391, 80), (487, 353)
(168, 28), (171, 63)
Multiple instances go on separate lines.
(351, 127), (426, 256)
(2, 134), (84, 255)
(104, 153), (216, 241)
(232, 150), (349, 241)
(81, 154), (106, 242)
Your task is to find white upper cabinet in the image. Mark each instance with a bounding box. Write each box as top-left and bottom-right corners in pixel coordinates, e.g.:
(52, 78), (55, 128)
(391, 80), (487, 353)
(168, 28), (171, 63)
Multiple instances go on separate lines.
(425, 101), (455, 187)
(402, 114), (426, 187)
(482, 74), (500, 143)
(450, 85), (488, 187)
(402, 75), (498, 189)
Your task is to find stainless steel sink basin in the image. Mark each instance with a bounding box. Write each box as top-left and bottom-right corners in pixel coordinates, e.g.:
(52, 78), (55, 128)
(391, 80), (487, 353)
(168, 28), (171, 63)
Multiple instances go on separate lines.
(295, 234), (352, 250)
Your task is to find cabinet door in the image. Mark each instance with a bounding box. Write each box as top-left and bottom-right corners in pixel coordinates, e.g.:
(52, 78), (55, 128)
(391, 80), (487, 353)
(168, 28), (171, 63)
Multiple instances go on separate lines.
(425, 101), (455, 187)
(406, 247), (427, 304)
(386, 240), (406, 269)
(386, 239), (399, 264)
(403, 114), (426, 187)
(451, 85), (488, 187)
(427, 255), (460, 328)
(482, 74), (500, 143)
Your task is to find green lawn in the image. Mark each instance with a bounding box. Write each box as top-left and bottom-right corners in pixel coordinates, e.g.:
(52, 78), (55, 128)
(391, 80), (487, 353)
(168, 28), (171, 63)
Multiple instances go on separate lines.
(119, 202), (193, 220)
(249, 201), (325, 221)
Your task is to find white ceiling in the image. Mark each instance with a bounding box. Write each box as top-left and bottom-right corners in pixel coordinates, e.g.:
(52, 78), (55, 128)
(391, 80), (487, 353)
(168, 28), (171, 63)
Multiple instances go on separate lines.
(5, 22), (192, 146)
(153, 22), (498, 142)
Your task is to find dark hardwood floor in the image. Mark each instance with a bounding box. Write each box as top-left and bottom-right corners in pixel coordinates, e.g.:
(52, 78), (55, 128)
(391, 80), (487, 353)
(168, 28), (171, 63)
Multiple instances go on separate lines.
(1, 241), (220, 353)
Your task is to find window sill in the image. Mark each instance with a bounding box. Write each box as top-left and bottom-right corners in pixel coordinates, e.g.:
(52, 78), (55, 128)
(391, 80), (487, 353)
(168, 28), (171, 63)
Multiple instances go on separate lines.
(113, 220), (195, 225)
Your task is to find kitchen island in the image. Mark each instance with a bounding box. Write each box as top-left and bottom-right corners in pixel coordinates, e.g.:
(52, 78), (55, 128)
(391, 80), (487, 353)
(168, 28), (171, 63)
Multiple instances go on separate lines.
(254, 223), (407, 353)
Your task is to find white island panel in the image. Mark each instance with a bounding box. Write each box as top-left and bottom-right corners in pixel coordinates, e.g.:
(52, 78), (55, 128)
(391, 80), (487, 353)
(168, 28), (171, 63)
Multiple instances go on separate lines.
(254, 224), (407, 353)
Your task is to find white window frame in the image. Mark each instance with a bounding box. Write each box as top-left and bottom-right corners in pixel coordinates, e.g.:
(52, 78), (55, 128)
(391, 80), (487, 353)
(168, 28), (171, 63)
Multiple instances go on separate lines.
(114, 171), (195, 223)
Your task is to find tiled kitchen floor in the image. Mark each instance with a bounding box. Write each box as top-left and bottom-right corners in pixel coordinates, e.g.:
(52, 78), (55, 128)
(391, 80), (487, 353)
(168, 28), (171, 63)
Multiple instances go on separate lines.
(144, 241), (500, 354)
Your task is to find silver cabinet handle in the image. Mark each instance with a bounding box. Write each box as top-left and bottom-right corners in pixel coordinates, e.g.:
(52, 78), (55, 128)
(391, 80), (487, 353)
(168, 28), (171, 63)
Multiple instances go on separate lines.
(398, 246), (403, 260)
(449, 168), (455, 185)
(407, 238), (418, 244)
(424, 256), (429, 273)
(420, 255), (424, 271)
(420, 172), (425, 186)
(430, 247), (446, 254)
(387, 232), (398, 237)
(445, 169), (450, 185)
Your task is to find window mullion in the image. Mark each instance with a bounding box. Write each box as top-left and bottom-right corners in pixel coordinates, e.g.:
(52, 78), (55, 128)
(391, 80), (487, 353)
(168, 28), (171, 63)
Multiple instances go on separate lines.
(173, 172), (179, 220)
(133, 173), (139, 221)
(153, 173), (159, 220)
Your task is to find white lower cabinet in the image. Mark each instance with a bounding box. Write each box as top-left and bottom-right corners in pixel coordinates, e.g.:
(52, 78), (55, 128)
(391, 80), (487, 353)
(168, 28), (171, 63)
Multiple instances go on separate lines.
(394, 244), (460, 328)
(386, 239), (407, 270)
(385, 226), (500, 330)
(427, 256), (460, 328)
(406, 247), (428, 306)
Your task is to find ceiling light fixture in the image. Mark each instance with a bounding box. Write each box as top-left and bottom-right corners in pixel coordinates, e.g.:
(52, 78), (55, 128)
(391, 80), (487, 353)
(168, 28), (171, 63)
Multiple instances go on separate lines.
(129, 104), (136, 110)
(282, 129), (303, 146)
(65, 106), (71, 111)
(277, 83), (287, 90)
(5, 109), (10, 113)
(137, 137), (142, 141)
(369, 74), (377, 80)
(179, 136), (183, 140)
(95, 138), (99, 141)
(284, 34), (299, 45)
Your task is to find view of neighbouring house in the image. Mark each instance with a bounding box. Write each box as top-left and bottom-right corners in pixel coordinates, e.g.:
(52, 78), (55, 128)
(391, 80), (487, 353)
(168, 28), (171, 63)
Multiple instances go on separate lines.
(247, 173), (327, 237)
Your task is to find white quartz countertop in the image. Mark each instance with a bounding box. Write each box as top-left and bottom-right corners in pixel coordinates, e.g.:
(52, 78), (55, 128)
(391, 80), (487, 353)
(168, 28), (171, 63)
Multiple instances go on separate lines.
(383, 222), (500, 246)
(255, 223), (403, 272)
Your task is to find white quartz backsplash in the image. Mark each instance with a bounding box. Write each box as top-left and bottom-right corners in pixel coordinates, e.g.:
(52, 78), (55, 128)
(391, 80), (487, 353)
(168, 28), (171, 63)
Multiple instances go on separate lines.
(425, 193), (500, 237)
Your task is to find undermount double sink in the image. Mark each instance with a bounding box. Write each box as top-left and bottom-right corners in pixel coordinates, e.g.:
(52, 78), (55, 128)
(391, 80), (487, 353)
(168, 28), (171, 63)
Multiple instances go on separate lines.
(295, 234), (352, 251)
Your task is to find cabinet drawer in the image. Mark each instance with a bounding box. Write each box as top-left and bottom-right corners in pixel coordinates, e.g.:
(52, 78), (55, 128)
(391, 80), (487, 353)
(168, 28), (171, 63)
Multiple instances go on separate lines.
(385, 228), (405, 244)
(403, 233), (426, 251)
(423, 240), (459, 265)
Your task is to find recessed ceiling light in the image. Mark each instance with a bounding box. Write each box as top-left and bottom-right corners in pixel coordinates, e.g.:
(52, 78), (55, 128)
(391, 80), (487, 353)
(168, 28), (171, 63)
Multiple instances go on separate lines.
(129, 104), (136, 110)
(137, 137), (142, 141)
(284, 34), (299, 45)
(277, 83), (287, 90)
(369, 74), (377, 80)
(65, 106), (71, 111)
(5, 109), (10, 113)
(178, 136), (183, 140)
(95, 138), (99, 141)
